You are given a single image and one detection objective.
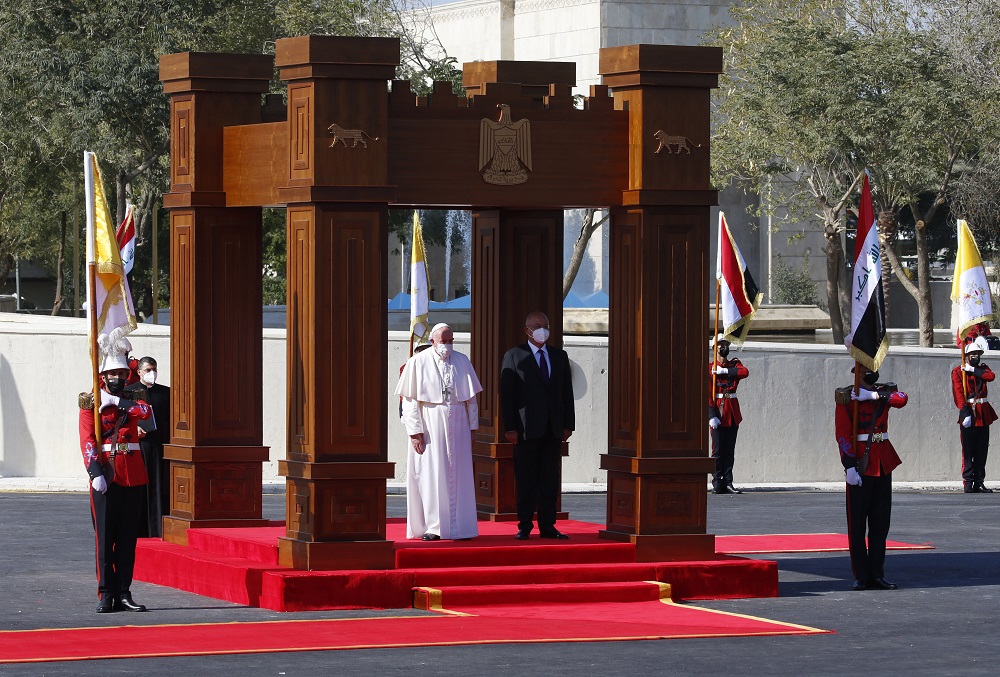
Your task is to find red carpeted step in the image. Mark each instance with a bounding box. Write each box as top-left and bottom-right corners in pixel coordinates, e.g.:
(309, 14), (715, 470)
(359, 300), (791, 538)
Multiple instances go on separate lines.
(135, 539), (285, 607)
(413, 580), (671, 609)
(395, 542), (636, 569)
(185, 526), (285, 565)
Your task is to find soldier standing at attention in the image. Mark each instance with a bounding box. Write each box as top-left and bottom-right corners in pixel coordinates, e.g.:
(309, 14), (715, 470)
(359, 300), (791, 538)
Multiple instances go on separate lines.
(835, 365), (908, 591)
(709, 334), (749, 494)
(952, 335), (996, 493)
(80, 336), (152, 613)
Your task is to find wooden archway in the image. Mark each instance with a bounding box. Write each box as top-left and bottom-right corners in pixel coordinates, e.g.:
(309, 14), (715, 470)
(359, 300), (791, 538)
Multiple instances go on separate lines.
(159, 36), (722, 568)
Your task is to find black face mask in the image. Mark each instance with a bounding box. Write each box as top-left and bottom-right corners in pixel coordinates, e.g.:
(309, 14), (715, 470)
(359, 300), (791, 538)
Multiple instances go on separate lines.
(862, 371), (879, 387)
(969, 355), (982, 367)
(718, 346), (730, 359)
(105, 376), (126, 395)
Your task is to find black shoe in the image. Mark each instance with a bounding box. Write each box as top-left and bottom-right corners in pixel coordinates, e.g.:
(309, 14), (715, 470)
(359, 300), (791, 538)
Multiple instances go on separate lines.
(539, 529), (569, 540)
(421, 533), (440, 541)
(713, 485), (735, 495)
(726, 485), (743, 495)
(868, 577), (899, 590)
(114, 592), (147, 612)
(974, 483), (994, 493)
(514, 530), (531, 540)
(851, 580), (867, 591)
(964, 483), (976, 493)
(96, 593), (115, 613)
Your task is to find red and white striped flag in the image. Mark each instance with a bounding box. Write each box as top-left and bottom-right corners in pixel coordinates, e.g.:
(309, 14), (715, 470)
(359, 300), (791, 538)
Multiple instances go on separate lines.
(116, 204), (136, 276)
(716, 212), (763, 343)
(845, 172), (888, 372)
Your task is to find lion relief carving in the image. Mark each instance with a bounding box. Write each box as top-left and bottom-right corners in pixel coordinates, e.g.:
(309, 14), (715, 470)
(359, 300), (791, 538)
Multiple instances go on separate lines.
(328, 123), (379, 149)
(653, 130), (702, 154)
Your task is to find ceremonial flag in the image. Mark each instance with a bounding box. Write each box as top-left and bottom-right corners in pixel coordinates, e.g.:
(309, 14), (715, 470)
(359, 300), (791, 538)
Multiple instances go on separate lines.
(716, 212), (763, 343)
(845, 172), (888, 372)
(85, 151), (137, 358)
(409, 210), (430, 343)
(116, 204), (136, 276)
(951, 219), (994, 341)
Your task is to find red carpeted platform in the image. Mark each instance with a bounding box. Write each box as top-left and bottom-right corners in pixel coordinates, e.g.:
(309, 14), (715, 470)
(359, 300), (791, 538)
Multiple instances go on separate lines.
(0, 583), (830, 664)
(716, 533), (934, 554)
(135, 519), (784, 611)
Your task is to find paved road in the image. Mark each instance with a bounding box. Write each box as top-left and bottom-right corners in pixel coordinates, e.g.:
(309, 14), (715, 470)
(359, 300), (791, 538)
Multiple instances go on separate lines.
(1, 489), (998, 675)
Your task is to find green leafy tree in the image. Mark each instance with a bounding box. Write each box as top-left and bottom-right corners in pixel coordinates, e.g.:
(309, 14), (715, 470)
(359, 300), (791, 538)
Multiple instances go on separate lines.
(707, 0), (1000, 346)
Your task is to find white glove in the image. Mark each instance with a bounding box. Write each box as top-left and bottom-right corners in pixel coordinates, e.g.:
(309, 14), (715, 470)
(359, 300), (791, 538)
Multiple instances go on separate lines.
(962, 416), (973, 428)
(963, 364), (977, 373)
(845, 467), (863, 486)
(99, 390), (120, 410)
(709, 417), (721, 429)
(713, 366), (728, 375)
(851, 389), (879, 402)
(91, 476), (108, 493)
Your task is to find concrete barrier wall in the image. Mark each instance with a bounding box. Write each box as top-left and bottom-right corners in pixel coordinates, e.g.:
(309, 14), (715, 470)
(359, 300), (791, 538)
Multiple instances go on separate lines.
(0, 315), (968, 487)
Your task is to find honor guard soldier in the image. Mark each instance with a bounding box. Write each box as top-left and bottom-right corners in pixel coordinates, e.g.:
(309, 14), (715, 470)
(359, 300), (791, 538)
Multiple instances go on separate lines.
(952, 335), (996, 493)
(79, 336), (152, 613)
(835, 366), (908, 591)
(708, 334), (749, 494)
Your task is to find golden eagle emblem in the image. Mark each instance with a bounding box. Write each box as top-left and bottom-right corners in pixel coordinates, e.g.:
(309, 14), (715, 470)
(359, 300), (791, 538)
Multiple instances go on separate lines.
(479, 104), (532, 185)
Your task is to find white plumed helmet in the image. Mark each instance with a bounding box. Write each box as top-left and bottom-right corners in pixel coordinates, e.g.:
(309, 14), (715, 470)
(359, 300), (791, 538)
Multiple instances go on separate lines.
(97, 334), (133, 373)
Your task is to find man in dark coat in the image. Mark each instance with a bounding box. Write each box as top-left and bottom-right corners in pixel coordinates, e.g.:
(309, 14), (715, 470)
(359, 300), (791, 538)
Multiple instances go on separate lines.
(127, 356), (171, 537)
(500, 310), (575, 540)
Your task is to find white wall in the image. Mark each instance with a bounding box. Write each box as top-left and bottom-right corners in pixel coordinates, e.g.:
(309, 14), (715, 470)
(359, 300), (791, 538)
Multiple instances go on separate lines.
(0, 315), (970, 489)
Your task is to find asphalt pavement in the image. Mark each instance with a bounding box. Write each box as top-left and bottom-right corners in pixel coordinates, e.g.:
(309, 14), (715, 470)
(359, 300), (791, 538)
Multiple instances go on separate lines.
(1, 489), (998, 676)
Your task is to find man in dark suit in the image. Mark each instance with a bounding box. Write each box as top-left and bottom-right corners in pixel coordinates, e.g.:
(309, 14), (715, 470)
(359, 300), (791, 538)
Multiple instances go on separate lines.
(500, 311), (575, 540)
(126, 356), (171, 538)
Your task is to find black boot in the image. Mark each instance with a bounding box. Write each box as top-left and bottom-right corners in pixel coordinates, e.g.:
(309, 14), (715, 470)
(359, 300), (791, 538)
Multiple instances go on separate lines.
(115, 591), (147, 612)
(974, 483), (994, 493)
(96, 593), (115, 613)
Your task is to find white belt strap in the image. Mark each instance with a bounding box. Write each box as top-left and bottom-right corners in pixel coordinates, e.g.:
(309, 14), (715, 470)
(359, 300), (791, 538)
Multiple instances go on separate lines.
(969, 397), (989, 405)
(102, 442), (140, 452)
(715, 393), (737, 399)
(856, 432), (888, 443)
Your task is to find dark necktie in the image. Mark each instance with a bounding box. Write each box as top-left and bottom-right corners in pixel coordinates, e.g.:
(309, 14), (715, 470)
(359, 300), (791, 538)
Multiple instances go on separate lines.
(538, 350), (550, 384)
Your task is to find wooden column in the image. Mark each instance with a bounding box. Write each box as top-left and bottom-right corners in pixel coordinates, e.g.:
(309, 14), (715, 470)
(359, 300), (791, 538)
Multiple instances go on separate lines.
(275, 36), (398, 570)
(598, 45), (724, 561)
(470, 209), (567, 522)
(159, 53), (274, 545)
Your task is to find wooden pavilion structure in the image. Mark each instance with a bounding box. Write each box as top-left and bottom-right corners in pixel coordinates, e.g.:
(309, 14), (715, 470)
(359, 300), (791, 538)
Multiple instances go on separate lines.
(158, 36), (723, 569)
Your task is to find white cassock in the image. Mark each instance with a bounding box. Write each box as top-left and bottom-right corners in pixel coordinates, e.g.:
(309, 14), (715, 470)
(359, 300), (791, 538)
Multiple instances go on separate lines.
(395, 347), (483, 540)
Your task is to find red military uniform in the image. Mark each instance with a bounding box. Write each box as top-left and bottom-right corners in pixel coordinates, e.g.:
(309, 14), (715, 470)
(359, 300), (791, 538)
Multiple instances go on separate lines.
(951, 361), (996, 491)
(834, 383), (908, 589)
(79, 394), (151, 601)
(708, 356), (749, 492)
(835, 389), (907, 477)
(80, 399), (151, 487)
(708, 357), (749, 425)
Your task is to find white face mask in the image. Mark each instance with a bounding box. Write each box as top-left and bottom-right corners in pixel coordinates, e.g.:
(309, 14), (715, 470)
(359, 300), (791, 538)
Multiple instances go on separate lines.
(435, 343), (453, 359)
(531, 327), (550, 344)
(141, 370), (157, 385)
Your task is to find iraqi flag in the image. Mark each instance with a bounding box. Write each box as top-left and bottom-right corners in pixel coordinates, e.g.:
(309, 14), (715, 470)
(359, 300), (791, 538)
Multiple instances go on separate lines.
(845, 172), (888, 372)
(716, 212), (763, 344)
(116, 204), (136, 276)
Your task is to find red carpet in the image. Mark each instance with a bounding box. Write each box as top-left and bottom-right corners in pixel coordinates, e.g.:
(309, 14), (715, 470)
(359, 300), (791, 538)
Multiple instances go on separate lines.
(716, 533), (934, 554)
(133, 520), (929, 612)
(0, 583), (829, 664)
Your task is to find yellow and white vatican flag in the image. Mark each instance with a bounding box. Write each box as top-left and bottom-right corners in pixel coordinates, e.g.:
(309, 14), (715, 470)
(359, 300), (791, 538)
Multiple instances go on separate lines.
(85, 151), (137, 362)
(409, 210), (430, 344)
(951, 218), (993, 342)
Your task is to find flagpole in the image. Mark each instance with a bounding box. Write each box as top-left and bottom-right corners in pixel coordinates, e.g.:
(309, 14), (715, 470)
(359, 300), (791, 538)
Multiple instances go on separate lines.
(852, 362), (861, 457)
(712, 279), (721, 400)
(84, 152), (101, 445)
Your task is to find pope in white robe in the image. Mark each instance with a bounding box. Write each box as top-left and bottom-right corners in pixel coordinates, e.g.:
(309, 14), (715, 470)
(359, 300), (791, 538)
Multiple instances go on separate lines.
(395, 324), (483, 540)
